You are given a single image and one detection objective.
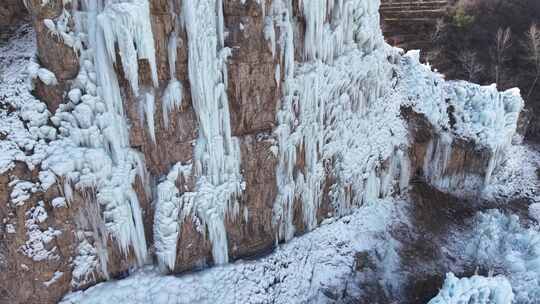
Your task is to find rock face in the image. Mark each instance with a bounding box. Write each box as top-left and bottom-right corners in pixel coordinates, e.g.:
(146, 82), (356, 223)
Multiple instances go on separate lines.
(0, 0), (28, 40)
(0, 0), (523, 303)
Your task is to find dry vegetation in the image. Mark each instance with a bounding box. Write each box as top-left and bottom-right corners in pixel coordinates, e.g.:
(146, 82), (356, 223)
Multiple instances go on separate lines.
(427, 0), (540, 139)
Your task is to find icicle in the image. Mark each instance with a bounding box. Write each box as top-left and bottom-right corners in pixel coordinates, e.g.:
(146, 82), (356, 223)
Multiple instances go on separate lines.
(162, 31), (184, 128)
(380, 154), (397, 198)
(363, 169), (380, 204)
(423, 133), (453, 186)
(144, 91), (156, 143)
(41, 0), (156, 281)
(154, 165), (181, 272)
(168, 32), (178, 80)
(97, 0), (158, 94)
(263, 16), (276, 58)
(398, 149), (411, 192)
(270, 0), (405, 241)
(162, 80), (183, 128)
(178, 0), (243, 264)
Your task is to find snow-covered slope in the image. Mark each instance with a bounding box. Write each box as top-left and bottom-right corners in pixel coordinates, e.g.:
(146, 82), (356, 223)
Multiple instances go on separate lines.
(464, 210), (540, 303)
(61, 199), (402, 304)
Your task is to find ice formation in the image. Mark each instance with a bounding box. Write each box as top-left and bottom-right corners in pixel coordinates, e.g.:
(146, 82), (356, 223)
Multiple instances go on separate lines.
(2, 0), (529, 299)
(42, 8), (79, 49)
(482, 144), (540, 201)
(28, 62), (58, 86)
(399, 50), (523, 193)
(153, 0), (244, 269)
(23, 0), (161, 283)
(465, 210), (540, 303)
(97, 0), (158, 93)
(178, 0), (243, 265)
(270, 0), (409, 240)
(72, 238), (102, 288)
(62, 198), (401, 304)
(162, 27), (183, 128)
(153, 163), (191, 272)
(428, 273), (514, 304)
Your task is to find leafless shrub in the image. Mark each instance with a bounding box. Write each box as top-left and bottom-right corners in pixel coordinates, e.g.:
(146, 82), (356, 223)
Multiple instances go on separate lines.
(457, 50), (484, 81)
(491, 27), (512, 87)
(430, 19), (446, 43)
(525, 23), (540, 99)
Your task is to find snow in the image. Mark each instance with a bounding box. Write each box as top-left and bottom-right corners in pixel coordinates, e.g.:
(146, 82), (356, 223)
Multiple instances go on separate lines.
(20, 201), (62, 262)
(530, 203), (540, 222)
(0, 25), (50, 174)
(72, 238), (103, 288)
(428, 273), (514, 304)
(52, 197), (68, 208)
(482, 144), (540, 202)
(42, 8), (78, 49)
(9, 179), (37, 206)
(464, 210), (540, 303)
(35, 67), (58, 86)
(62, 198), (401, 304)
(44, 271), (64, 287)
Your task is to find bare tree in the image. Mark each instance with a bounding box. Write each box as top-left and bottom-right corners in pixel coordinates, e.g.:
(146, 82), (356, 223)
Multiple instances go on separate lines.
(425, 47), (442, 65)
(491, 27), (512, 87)
(525, 23), (540, 99)
(457, 50), (484, 81)
(430, 18), (446, 43)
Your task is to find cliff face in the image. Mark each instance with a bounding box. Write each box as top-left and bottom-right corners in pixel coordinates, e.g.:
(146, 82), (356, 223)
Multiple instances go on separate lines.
(0, 0), (28, 40)
(0, 0), (523, 303)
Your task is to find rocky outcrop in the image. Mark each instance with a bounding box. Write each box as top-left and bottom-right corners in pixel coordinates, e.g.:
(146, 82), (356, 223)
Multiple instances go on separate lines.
(406, 107), (496, 197)
(0, 0), (28, 40)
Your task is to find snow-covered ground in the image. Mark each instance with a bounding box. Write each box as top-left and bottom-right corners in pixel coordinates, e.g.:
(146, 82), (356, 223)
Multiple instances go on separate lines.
(428, 273), (514, 304)
(482, 143), (540, 203)
(61, 198), (404, 304)
(463, 210), (540, 304)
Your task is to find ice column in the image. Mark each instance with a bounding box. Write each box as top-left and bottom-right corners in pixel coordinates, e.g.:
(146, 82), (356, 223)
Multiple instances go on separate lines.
(164, 0), (243, 265)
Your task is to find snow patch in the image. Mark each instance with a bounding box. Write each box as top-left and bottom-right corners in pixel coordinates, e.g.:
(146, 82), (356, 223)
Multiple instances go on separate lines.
(20, 201), (62, 262)
(428, 273), (514, 304)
